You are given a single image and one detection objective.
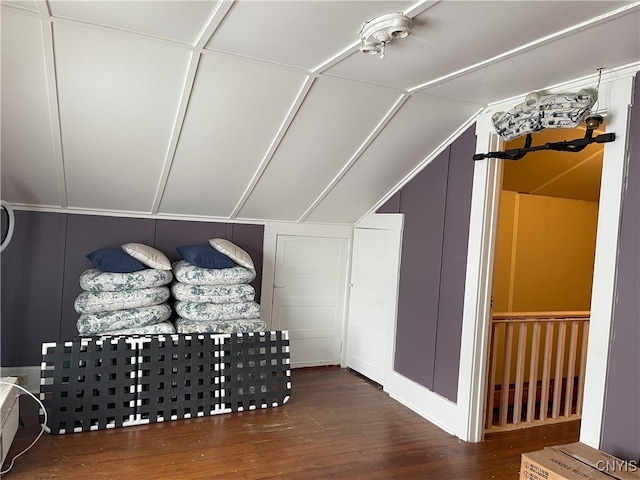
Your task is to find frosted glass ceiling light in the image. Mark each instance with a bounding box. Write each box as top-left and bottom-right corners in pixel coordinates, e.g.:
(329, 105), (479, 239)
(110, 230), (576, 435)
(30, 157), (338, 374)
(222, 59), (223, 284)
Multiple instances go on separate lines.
(358, 12), (412, 59)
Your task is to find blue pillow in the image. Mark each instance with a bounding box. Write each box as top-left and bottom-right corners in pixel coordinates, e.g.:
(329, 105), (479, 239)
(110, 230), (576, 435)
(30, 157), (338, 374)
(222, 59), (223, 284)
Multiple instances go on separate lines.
(177, 244), (236, 269)
(87, 248), (145, 273)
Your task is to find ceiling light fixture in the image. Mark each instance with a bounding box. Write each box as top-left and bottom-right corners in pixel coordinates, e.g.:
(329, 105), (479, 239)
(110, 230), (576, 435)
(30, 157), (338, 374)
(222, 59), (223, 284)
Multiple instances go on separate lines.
(358, 12), (412, 59)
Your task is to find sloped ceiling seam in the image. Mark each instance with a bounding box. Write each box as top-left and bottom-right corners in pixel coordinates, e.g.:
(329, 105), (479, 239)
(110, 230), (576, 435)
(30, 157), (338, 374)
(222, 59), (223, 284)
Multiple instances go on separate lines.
(229, 75), (317, 219)
(486, 63), (640, 112)
(297, 94), (410, 223)
(530, 149), (603, 196)
(150, 50), (201, 214)
(39, 1), (67, 208)
(311, 0), (437, 76)
(312, 41), (360, 74)
(194, 0), (235, 50)
(151, 5), (232, 214)
(408, 3), (640, 93)
(356, 110), (482, 225)
(405, 0), (439, 19)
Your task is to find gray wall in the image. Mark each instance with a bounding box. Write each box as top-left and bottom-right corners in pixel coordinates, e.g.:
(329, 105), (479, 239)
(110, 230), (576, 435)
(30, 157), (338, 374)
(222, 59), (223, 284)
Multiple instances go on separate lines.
(600, 73), (640, 463)
(1, 213), (264, 366)
(379, 124), (476, 402)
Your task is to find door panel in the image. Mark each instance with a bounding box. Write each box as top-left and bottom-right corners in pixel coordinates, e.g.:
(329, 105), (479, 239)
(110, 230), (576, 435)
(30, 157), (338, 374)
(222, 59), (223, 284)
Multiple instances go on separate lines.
(346, 224), (402, 385)
(271, 235), (348, 367)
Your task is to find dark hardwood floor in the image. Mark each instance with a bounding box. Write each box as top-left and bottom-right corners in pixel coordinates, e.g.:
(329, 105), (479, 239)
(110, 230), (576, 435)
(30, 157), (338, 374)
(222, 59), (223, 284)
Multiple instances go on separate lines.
(2, 366), (579, 479)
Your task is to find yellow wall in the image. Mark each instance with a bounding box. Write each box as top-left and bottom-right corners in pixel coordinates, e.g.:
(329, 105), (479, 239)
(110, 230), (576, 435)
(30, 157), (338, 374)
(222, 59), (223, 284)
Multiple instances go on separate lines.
(492, 191), (599, 312)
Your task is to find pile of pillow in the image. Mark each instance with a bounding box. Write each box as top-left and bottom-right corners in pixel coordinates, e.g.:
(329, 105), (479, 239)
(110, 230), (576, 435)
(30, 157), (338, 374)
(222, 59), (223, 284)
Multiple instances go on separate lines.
(74, 243), (176, 336)
(171, 238), (266, 334)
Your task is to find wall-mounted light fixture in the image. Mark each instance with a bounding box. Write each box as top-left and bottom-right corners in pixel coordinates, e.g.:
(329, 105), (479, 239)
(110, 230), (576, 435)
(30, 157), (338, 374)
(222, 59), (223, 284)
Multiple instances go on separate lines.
(358, 12), (412, 59)
(473, 86), (615, 161)
(473, 68), (615, 161)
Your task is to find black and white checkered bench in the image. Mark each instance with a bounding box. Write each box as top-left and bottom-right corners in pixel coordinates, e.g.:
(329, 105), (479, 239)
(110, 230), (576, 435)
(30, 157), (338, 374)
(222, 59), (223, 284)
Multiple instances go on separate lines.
(39, 331), (291, 434)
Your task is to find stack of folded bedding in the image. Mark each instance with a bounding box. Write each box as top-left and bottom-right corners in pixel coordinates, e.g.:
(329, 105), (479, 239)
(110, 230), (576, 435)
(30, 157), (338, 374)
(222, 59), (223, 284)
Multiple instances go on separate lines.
(74, 243), (176, 336)
(172, 238), (266, 334)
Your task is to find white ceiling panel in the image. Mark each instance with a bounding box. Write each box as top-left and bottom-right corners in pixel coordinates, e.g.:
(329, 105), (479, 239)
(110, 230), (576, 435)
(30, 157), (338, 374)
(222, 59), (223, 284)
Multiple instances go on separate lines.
(159, 53), (308, 217)
(1, 1), (638, 225)
(54, 21), (192, 212)
(48, 0), (219, 44)
(1, 9), (61, 207)
(325, 1), (630, 90)
(206, 0), (414, 69)
(238, 76), (403, 221)
(1, 0), (40, 13)
(418, 9), (640, 104)
(305, 95), (481, 224)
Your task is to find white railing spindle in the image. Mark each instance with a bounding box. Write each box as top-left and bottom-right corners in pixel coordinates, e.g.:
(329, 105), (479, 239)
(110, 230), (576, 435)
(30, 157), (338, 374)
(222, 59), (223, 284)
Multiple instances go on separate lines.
(486, 312), (589, 432)
(512, 322), (527, 424)
(525, 322), (541, 423)
(564, 321), (580, 417)
(499, 323), (515, 427)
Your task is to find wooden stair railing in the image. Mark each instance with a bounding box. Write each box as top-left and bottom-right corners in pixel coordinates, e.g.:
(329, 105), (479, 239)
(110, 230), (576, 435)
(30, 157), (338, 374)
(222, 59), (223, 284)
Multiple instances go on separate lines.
(485, 312), (590, 431)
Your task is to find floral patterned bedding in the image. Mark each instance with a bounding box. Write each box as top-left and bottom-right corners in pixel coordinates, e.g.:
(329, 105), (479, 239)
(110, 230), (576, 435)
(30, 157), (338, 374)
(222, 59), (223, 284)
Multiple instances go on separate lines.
(74, 287), (170, 314)
(172, 261), (256, 286)
(174, 317), (266, 334)
(174, 300), (260, 321)
(171, 282), (255, 303)
(76, 303), (172, 335)
(79, 268), (173, 292)
(95, 321), (176, 336)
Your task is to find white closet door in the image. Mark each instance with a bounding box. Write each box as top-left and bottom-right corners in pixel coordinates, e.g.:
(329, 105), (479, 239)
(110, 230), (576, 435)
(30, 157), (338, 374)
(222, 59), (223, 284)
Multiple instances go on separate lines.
(346, 215), (403, 385)
(271, 234), (349, 368)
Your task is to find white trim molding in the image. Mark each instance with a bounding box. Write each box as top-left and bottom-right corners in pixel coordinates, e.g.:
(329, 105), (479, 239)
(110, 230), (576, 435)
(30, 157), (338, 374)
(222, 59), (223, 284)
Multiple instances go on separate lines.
(355, 212), (404, 231)
(458, 65), (638, 444)
(386, 371), (458, 436)
(456, 148), (502, 442)
(580, 86), (635, 448)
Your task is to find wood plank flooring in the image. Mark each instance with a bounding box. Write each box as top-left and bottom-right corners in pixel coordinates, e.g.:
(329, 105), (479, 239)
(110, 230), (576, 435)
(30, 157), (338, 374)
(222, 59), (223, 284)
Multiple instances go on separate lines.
(3, 366), (579, 479)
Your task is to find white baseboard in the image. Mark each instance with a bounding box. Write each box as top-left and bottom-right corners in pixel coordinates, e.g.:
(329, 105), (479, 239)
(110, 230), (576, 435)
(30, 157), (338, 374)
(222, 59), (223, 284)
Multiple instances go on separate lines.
(0, 366), (41, 394)
(385, 371), (458, 437)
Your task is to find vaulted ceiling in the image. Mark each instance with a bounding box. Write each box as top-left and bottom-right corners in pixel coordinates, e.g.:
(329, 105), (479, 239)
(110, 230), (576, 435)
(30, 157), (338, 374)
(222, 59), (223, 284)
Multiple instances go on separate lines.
(1, 1), (639, 225)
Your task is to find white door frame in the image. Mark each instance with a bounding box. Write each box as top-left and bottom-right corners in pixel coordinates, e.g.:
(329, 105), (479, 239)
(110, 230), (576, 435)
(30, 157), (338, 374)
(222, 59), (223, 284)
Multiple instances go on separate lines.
(261, 221), (354, 364)
(458, 64), (638, 443)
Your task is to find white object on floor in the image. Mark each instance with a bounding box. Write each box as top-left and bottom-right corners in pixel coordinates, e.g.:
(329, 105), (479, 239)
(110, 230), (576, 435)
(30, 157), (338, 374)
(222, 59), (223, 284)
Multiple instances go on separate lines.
(0, 377), (19, 466)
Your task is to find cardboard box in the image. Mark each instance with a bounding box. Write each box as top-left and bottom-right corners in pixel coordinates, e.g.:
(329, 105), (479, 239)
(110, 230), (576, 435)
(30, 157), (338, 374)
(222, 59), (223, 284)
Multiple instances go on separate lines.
(553, 443), (640, 480)
(520, 442), (640, 480)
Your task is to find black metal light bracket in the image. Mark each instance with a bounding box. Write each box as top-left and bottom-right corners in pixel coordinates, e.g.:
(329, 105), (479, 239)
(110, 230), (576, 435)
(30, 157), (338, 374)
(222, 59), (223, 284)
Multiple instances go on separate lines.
(473, 116), (616, 161)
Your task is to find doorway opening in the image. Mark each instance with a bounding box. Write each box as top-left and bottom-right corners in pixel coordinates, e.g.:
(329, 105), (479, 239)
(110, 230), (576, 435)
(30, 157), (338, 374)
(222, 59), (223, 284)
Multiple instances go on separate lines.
(484, 123), (605, 432)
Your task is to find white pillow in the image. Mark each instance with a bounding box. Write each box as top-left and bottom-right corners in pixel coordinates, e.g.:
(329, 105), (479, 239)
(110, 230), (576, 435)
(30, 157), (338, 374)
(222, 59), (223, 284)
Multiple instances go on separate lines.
(121, 243), (171, 270)
(208, 238), (255, 270)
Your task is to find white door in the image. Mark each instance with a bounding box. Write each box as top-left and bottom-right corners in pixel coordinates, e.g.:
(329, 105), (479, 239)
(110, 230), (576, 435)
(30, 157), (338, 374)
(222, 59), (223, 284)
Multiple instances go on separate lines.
(271, 235), (349, 368)
(346, 214), (403, 385)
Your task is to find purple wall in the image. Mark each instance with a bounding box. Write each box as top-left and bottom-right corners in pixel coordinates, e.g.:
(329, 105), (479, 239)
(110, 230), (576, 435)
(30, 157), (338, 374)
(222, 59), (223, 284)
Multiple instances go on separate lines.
(380, 124), (476, 402)
(1, 213), (264, 367)
(392, 147), (449, 390)
(1, 211), (67, 367)
(600, 73), (640, 463)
